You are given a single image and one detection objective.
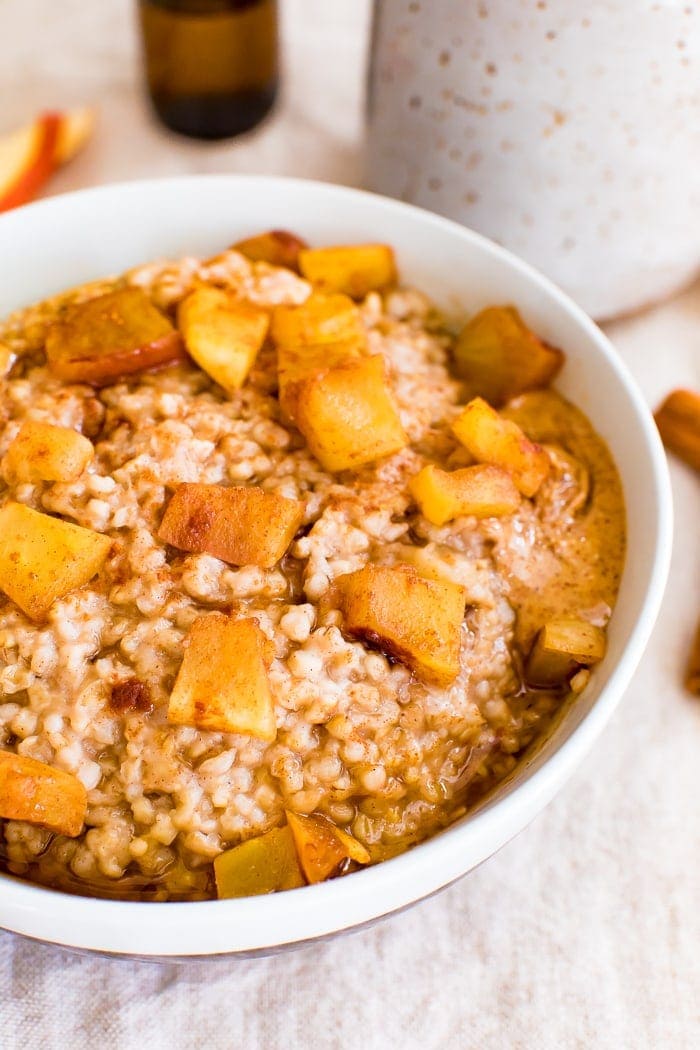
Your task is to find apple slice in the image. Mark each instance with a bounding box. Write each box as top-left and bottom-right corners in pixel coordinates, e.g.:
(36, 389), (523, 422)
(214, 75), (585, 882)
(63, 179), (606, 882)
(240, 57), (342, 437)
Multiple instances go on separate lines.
(285, 811), (370, 883)
(0, 751), (87, 837)
(168, 614), (277, 741)
(54, 106), (95, 166)
(0, 112), (61, 213)
(45, 287), (185, 386)
(0, 108), (95, 213)
(233, 230), (308, 272)
(214, 827), (305, 898)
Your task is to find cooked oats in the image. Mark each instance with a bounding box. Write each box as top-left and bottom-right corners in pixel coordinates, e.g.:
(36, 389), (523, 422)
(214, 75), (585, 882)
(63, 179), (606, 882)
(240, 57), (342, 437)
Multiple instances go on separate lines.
(0, 247), (625, 900)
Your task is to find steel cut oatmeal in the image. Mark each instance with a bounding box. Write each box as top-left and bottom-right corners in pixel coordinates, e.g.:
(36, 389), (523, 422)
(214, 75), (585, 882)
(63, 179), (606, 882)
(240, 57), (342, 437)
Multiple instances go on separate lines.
(0, 233), (625, 900)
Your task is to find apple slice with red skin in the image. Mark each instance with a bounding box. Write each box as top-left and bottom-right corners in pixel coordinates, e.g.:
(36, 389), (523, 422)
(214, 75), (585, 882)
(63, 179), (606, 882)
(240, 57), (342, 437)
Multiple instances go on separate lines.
(0, 113), (61, 213)
(54, 107), (95, 166)
(0, 108), (95, 213)
(46, 287), (186, 386)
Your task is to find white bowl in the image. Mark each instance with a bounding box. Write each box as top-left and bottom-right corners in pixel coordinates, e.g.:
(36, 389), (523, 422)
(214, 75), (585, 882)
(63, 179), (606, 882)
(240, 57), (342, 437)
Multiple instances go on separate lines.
(0, 176), (672, 958)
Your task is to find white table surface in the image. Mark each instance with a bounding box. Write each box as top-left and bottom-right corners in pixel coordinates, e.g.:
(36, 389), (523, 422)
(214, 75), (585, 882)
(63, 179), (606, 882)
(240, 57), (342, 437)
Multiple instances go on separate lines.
(1, 3), (699, 1048)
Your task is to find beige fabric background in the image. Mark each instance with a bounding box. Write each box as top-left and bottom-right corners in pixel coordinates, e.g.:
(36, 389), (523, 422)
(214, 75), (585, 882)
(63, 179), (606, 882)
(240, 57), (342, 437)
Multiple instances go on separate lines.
(1, 3), (699, 1047)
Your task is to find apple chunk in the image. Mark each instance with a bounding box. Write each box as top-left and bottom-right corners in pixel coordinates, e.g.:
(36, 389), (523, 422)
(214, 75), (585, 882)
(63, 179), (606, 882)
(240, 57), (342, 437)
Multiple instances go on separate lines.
(454, 305), (563, 406)
(2, 420), (94, 484)
(271, 291), (366, 351)
(409, 463), (521, 525)
(295, 355), (408, 472)
(272, 292), (368, 422)
(0, 343), (15, 378)
(233, 229), (308, 271)
(286, 811), (370, 883)
(298, 244), (397, 299)
(0, 751), (88, 836)
(178, 286), (270, 394)
(277, 339), (365, 422)
(0, 502), (111, 621)
(525, 618), (607, 687)
(158, 483), (304, 569)
(45, 287), (184, 386)
(214, 826), (305, 898)
(336, 563), (466, 686)
(452, 396), (550, 497)
(168, 614), (276, 740)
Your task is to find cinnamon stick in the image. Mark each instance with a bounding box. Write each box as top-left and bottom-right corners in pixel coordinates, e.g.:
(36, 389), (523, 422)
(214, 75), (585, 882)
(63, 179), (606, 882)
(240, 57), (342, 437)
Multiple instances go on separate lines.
(654, 388), (700, 473)
(686, 619), (700, 696)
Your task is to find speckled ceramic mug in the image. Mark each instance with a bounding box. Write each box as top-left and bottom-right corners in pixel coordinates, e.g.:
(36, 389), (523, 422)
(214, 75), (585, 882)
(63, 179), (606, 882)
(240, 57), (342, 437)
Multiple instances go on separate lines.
(366, 0), (700, 319)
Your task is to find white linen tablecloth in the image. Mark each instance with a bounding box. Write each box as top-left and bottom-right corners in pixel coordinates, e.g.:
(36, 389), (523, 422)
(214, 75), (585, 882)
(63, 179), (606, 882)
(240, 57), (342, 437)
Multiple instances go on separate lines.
(1, 3), (699, 1047)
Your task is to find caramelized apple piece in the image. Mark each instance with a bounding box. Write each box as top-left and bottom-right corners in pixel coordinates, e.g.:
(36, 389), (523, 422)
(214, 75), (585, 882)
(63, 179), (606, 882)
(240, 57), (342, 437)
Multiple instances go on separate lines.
(654, 388), (700, 473)
(178, 286), (270, 394)
(168, 614), (276, 740)
(409, 463), (520, 525)
(286, 811), (370, 883)
(158, 483), (304, 569)
(45, 287), (184, 386)
(271, 292), (366, 350)
(452, 396), (550, 497)
(0, 342), (15, 378)
(296, 355), (407, 472)
(215, 825), (305, 898)
(277, 338), (365, 421)
(2, 420), (94, 484)
(272, 291), (368, 422)
(298, 244), (397, 299)
(525, 618), (607, 687)
(0, 502), (111, 621)
(0, 751), (87, 836)
(233, 229), (308, 272)
(454, 305), (564, 405)
(336, 563), (465, 686)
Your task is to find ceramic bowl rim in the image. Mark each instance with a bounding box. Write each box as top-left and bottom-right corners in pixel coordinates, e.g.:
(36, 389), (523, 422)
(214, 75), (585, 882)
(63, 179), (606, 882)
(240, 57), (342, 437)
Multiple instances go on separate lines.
(0, 175), (673, 958)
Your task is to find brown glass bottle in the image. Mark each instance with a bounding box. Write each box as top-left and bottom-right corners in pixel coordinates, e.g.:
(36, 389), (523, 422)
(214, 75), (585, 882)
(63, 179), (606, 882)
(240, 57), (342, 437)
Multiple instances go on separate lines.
(138, 0), (278, 140)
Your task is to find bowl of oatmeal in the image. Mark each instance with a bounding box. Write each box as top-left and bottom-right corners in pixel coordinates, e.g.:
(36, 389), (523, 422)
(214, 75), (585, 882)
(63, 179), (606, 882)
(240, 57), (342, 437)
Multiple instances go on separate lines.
(0, 176), (671, 957)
